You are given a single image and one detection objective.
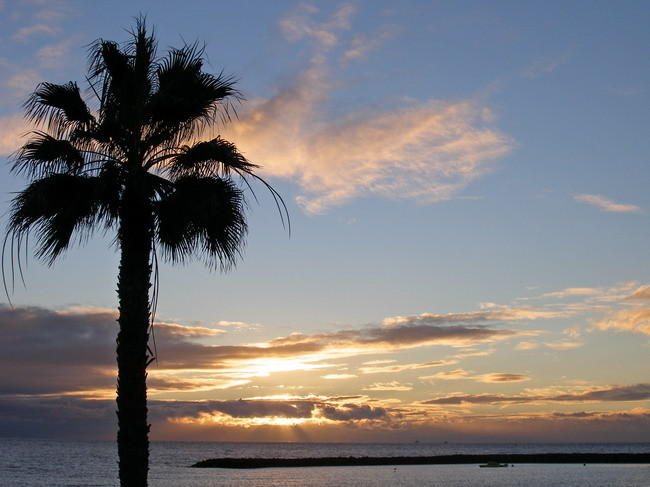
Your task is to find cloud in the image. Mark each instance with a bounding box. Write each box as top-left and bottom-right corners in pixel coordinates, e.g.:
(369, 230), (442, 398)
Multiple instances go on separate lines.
(451, 349), (495, 359)
(4, 281), (645, 400)
(193, 399), (316, 420)
(0, 304), (540, 399)
(358, 360), (456, 374)
(515, 341), (539, 351)
(544, 340), (584, 350)
(383, 308), (566, 326)
(223, 3), (513, 214)
(0, 59), (41, 102)
(213, 320), (260, 330)
(3, 393), (649, 443)
(574, 194), (644, 214)
(148, 375), (249, 392)
(589, 284), (650, 335)
(520, 53), (570, 79)
(420, 368), (472, 381)
(477, 373), (530, 383)
(606, 86), (644, 97)
(363, 381), (412, 391)
(542, 287), (600, 299)
(419, 369), (530, 383)
(0, 396), (116, 439)
(341, 25), (397, 65)
(158, 396), (390, 425)
(35, 36), (80, 69)
(322, 374), (357, 380)
(316, 402), (388, 421)
(0, 115), (31, 156)
(0, 305), (117, 395)
(423, 383), (650, 406)
(266, 315), (537, 354)
(626, 285), (650, 301)
(591, 308), (650, 335)
(12, 24), (61, 42)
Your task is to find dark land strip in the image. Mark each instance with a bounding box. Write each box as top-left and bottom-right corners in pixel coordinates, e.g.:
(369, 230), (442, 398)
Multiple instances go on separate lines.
(192, 453), (650, 469)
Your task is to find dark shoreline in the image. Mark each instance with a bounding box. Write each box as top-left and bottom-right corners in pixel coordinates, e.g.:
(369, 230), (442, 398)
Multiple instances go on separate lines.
(192, 453), (650, 469)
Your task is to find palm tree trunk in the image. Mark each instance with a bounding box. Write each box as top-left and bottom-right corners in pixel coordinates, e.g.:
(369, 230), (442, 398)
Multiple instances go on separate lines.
(115, 178), (154, 487)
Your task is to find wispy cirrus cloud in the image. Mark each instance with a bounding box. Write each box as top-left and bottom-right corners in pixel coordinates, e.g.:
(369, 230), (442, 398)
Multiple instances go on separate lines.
(35, 35), (81, 69)
(544, 340), (584, 350)
(574, 194), (644, 213)
(322, 373), (357, 380)
(224, 3), (513, 214)
(520, 52), (570, 79)
(12, 24), (61, 42)
(589, 284), (650, 335)
(591, 308), (650, 335)
(363, 381), (412, 391)
(420, 369), (530, 383)
(358, 360), (455, 374)
(626, 285), (650, 301)
(541, 287), (601, 299)
(515, 341), (539, 351)
(341, 25), (397, 65)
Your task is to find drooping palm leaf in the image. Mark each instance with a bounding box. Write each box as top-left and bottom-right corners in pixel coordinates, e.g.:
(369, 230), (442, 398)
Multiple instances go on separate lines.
(155, 175), (247, 270)
(164, 136), (257, 178)
(7, 174), (112, 264)
(13, 132), (85, 177)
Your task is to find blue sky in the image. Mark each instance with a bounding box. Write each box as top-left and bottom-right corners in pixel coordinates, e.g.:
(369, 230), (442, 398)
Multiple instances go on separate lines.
(0, 0), (648, 442)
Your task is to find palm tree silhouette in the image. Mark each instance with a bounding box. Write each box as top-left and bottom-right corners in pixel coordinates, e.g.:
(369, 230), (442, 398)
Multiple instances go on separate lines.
(4, 18), (286, 487)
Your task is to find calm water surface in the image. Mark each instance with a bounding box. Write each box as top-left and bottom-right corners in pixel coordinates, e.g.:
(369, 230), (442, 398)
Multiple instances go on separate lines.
(1, 439), (648, 487)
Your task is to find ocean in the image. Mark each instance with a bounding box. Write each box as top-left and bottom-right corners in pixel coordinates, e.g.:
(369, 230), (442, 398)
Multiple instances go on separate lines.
(1, 439), (648, 487)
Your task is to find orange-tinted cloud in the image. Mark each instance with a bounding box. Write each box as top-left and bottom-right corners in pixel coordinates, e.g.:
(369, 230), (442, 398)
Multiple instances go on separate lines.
(419, 369), (530, 383)
(0, 115), (31, 156)
(222, 3), (513, 214)
(591, 308), (650, 335)
(574, 194), (644, 213)
(589, 284), (650, 335)
(544, 340), (584, 350)
(363, 381), (413, 391)
(358, 360), (455, 374)
(0, 304), (537, 398)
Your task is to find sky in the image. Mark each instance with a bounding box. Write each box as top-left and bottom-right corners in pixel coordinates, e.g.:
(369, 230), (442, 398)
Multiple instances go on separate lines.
(0, 0), (649, 443)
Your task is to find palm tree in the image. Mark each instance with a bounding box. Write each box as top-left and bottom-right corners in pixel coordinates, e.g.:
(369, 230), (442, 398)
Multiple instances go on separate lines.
(4, 19), (285, 487)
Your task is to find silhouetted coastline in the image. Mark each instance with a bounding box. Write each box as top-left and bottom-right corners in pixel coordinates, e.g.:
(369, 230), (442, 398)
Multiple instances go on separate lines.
(192, 452), (650, 469)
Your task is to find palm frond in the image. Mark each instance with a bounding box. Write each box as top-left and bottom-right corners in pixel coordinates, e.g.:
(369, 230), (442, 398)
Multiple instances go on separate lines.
(164, 137), (290, 233)
(13, 132), (85, 177)
(88, 40), (130, 90)
(23, 82), (93, 136)
(7, 174), (115, 265)
(155, 176), (248, 271)
(147, 46), (241, 146)
(164, 136), (257, 177)
(89, 37), (154, 143)
(130, 16), (158, 83)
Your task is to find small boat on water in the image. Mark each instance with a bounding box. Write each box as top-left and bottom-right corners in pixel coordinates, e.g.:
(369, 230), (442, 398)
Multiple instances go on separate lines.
(479, 461), (509, 468)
